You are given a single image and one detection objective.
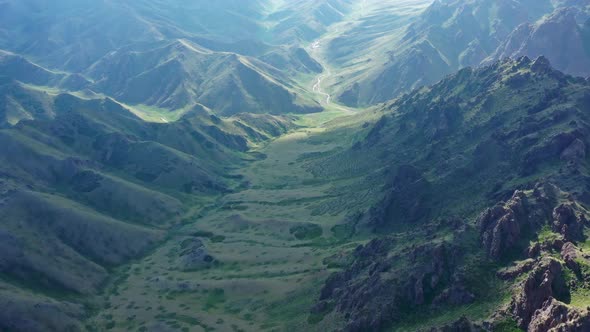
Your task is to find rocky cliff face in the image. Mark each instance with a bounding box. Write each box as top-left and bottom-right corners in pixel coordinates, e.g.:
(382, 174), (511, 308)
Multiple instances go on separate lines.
(475, 185), (590, 331)
(479, 184), (558, 260)
(312, 236), (476, 331)
(510, 257), (569, 327)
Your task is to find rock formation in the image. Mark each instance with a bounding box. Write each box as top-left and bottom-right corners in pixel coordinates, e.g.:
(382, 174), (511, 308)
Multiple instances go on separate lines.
(314, 240), (466, 332)
(479, 191), (529, 260)
(510, 258), (569, 328)
(529, 298), (590, 332)
(552, 204), (586, 242)
(177, 238), (216, 271)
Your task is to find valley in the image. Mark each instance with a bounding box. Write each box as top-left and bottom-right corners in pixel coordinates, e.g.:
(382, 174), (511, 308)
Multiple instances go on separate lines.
(88, 110), (364, 331)
(1, 1), (590, 332)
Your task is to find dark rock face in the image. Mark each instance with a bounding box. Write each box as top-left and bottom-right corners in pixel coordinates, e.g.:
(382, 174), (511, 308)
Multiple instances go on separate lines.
(510, 258), (569, 328)
(527, 242), (542, 258)
(479, 183), (569, 260)
(479, 191), (529, 260)
(314, 240), (465, 332)
(529, 298), (590, 332)
(552, 204), (586, 242)
(315, 238), (397, 331)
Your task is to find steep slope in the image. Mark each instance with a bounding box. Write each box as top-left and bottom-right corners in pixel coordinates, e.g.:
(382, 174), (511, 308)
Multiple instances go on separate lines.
(266, 0), (355, 44)
(2, 1), (590, 331)
(260, 46), (323, 76)
(86, 40), (321, 115)
(0, 77), (55, 126)
(0, 50), (90, 90)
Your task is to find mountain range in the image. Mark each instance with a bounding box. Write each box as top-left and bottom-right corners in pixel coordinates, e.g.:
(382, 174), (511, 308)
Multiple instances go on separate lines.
(2, 1), (590, 331)
(326, 0), (590, 107)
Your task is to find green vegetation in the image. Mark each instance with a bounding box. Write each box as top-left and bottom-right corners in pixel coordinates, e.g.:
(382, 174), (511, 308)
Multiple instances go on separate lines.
(2, 1), (590, 332)
(492, 318), (524, 332)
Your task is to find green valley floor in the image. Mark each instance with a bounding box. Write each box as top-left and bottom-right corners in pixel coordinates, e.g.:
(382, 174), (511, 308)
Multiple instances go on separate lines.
(88, 108), (374, 331)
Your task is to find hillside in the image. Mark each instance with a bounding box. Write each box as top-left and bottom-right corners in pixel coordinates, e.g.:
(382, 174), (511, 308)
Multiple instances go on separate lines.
(0, 90), (295, 331)
(0, 78), (55, 126)
(86, 40), (321, 115)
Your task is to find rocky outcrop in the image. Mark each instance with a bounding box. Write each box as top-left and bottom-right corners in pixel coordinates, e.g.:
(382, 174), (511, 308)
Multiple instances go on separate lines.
(406, 244), (453, 306)
(552, 204), (586, 242)
(479, 191), (529, 260)
(177, 238), (216, 271)
(527, 242), (542, 258)
(510, 258), (569, 328)
(561, 242), (583, 274)
(478, 183), (578, 260)
(530, 56), (553, 74)
(314, 238), (398, 331)
(314, 240), (464, 332)
(529, 298), (590, 332)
